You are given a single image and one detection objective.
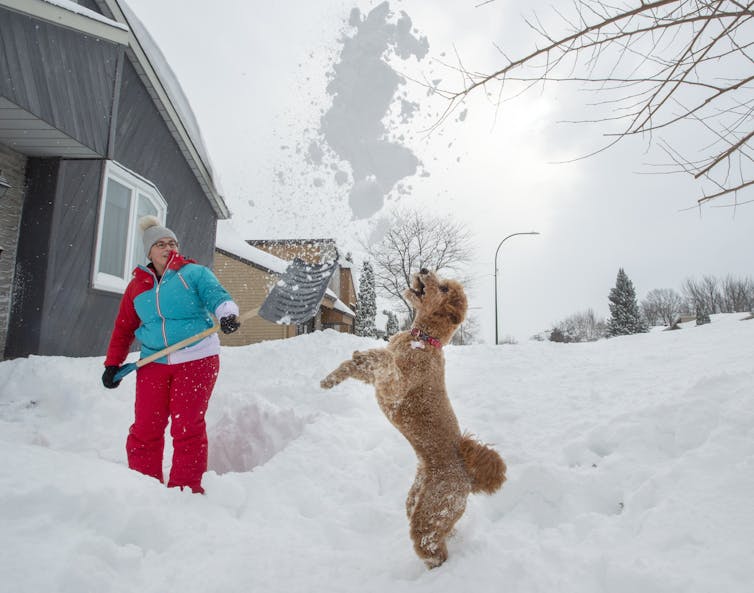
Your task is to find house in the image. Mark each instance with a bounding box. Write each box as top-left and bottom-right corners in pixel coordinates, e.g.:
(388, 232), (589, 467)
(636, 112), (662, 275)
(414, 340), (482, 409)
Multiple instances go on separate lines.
(321, 256), (357, 333)
(213, 221), (297, 346)
(0, 0), (228, 359)
(213, 233), (357, 345)
(246, 239), (357, 335)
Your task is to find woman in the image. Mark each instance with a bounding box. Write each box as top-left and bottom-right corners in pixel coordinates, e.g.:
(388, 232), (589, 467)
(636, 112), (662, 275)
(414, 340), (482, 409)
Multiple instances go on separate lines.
(102, 215), (240, 494)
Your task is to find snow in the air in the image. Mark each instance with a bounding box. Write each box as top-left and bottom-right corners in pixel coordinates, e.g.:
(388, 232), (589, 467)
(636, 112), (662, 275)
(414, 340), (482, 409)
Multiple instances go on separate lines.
(314, 3), (428, 220)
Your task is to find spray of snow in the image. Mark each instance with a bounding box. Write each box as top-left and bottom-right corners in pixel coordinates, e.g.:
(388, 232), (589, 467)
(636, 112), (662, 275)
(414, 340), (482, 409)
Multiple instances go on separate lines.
(308, 2), (430, 220)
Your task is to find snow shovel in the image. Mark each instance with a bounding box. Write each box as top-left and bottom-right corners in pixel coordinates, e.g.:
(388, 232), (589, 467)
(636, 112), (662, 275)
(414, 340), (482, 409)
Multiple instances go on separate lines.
(112, 256), (338, 382)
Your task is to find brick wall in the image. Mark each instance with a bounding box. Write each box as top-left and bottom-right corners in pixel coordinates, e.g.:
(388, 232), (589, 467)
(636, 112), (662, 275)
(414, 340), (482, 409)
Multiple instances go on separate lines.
(214, 251), (294, 346)
(0, 145), (26, 359)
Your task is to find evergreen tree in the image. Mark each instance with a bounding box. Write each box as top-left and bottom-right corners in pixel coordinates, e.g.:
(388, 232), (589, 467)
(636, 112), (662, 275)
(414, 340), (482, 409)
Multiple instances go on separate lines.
(607, 268), (649, 336)
(696, 304), (711, 326)
(354, 260), (377, 337)
(383, 309), (400, 339)
(549, 327), (567, 343)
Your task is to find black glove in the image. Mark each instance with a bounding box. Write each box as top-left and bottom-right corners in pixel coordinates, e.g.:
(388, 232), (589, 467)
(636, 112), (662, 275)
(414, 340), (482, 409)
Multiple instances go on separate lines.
(102, 365), (122, 389)
(220, 314), (241, 334)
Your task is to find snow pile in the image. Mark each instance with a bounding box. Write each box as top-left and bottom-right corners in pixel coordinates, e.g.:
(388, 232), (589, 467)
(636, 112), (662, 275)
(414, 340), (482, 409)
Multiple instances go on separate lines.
(1, 315), (753, 592)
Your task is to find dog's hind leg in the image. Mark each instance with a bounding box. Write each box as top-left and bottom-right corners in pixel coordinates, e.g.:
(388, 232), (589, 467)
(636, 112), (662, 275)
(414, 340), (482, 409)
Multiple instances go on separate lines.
(406, 463), (426, 519)
(409, 477), (469, 569)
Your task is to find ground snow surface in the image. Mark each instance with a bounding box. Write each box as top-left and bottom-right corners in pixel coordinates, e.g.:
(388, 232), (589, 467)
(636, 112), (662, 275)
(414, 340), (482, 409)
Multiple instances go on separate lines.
(1, 314), (753, 593)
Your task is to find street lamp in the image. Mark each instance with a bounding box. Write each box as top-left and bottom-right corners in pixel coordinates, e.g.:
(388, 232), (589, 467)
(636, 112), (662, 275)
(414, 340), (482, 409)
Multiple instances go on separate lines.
(494, 231), (539, 344)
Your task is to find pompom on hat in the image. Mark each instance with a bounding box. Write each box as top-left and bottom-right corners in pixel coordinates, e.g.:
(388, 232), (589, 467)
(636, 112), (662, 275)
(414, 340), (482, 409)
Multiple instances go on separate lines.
(139, 215), (178, 256)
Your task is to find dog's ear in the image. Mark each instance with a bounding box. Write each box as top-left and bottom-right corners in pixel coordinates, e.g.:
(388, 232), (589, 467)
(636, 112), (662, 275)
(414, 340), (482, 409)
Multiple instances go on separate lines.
(443, 283), (467, 326)
(447, 303), (465, 326)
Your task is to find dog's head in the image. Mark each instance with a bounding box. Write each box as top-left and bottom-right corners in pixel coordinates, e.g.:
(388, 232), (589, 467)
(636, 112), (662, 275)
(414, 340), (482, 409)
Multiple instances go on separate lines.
(404, 269), (467, 335)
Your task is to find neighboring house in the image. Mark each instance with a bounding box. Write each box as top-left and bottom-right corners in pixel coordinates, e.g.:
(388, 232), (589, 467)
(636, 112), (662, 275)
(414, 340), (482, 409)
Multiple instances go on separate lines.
(0, 0), (229, 359)
(214, 221), (296, 346)
(321, 256), (357, 333)
(247, 239), (356, 335)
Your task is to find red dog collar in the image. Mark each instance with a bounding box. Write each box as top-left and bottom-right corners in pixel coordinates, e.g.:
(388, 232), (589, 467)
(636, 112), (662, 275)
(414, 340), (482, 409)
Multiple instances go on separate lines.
(410, 327), (442, 349)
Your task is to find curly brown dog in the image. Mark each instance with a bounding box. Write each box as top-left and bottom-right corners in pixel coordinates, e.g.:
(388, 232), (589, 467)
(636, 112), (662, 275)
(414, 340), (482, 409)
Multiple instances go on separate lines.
(321, 269), (506, 568)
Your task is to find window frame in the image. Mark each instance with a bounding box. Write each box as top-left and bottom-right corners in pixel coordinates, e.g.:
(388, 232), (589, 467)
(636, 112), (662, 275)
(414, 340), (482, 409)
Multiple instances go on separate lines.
(92, 161), (167, 293)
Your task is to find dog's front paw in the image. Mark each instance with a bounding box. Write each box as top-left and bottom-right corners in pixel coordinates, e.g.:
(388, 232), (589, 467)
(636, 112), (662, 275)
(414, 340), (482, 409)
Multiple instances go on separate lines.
(320, 375), (338, 389)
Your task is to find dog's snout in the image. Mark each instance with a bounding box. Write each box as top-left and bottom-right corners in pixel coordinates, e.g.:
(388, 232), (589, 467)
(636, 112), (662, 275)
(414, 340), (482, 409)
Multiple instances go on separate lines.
(419, 268), (429, 275)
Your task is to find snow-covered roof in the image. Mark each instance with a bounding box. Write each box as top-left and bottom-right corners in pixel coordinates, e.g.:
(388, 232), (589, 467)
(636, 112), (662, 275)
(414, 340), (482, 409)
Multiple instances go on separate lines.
(215, 220), (289, 275)
(325, 288), (355, 317)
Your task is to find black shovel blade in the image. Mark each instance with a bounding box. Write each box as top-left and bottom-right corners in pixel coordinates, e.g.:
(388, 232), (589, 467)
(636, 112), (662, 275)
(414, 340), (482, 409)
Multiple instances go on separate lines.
(258, 257), (338, 325)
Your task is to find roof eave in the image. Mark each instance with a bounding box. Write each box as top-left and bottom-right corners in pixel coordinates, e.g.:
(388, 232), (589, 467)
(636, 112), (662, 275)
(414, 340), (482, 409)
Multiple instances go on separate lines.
(0, 0), (129, 45)
(101, 0), (230, 219)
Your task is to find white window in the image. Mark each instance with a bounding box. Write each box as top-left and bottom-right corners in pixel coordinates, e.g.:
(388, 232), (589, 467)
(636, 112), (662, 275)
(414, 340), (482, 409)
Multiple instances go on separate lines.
(93, 161), (167, 293)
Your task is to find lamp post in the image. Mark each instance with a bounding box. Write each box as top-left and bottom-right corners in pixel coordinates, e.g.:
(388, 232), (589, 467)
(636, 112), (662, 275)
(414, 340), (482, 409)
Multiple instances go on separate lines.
(494, 231), (539, 344)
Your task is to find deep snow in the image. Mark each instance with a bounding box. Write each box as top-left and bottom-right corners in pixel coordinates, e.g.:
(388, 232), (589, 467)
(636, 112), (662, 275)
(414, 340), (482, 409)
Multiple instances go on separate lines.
(1, 315), (753, 593)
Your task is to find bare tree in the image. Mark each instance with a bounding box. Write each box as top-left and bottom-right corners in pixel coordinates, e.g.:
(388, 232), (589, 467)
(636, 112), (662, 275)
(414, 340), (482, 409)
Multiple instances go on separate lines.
(682, 275), (722, 314)
(443, 0), (754, 206)
(700, 275), (724, 313)
(367, 209), (473, 320)
(720, 274), (754, 312)
(641, 299), (660, 327)
(681, 277), (706, 313)
(642, 288), (684, 326)
(550, 308), (607, 342)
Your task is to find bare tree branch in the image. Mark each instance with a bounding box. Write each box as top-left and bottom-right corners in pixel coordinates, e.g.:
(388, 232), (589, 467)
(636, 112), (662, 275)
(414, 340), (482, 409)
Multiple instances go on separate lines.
(364, 209), (474, 320)
(446, 0), (754, 205)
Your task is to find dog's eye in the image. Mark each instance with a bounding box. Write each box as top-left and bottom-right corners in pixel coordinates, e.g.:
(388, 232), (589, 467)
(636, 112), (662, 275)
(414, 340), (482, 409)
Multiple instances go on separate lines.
(440, 285), (449, 293)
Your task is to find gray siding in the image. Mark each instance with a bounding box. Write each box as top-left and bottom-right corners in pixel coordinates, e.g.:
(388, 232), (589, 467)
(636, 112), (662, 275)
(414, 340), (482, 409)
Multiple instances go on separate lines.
(4, 158), (58, 358)
(113, 60), (217, 265)
(5, 60), (218, 358)
(0, 7), (120, 155)
(78, 0), (104, 14)
(0, 144), (26, 357)
(2, 7), (221, 360)
(39, 159), (122, 357)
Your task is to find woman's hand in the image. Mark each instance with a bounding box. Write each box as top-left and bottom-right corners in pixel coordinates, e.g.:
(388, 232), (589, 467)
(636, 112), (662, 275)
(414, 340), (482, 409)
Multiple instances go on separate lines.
(220, 315), (241, 334)
(102, 366), (122, 389)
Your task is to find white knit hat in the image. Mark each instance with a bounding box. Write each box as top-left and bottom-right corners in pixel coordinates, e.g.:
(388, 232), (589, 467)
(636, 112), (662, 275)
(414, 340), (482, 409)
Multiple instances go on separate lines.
(139, 215), (178, 255)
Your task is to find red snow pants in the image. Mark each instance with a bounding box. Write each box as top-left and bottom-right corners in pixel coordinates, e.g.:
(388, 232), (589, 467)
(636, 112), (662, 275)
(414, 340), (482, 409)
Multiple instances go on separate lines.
(126, 355), (220, 494)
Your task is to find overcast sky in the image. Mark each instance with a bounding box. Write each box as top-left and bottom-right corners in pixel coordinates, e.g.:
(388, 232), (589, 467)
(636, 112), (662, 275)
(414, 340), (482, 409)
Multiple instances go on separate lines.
(124, 0), (754, 343)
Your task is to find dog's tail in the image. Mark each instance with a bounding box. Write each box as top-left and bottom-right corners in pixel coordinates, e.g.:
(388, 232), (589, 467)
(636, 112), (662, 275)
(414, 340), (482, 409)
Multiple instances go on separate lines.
(460, 433), (507, 494)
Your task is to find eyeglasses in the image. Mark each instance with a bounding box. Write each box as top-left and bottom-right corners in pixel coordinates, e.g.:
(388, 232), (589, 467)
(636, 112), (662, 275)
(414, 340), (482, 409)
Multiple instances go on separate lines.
(153, 240), (179, 250)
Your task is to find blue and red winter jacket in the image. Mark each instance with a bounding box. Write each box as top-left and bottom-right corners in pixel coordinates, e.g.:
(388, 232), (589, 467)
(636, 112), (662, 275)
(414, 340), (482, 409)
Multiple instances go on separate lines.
(105, 253), (233, 366)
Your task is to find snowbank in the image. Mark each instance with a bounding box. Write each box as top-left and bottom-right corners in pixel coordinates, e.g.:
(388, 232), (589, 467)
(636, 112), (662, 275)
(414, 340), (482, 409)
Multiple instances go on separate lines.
(1, 315), (753, 592)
